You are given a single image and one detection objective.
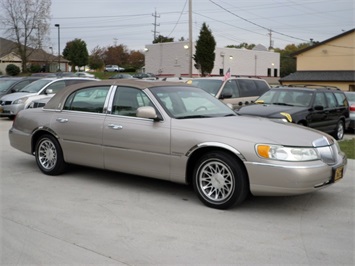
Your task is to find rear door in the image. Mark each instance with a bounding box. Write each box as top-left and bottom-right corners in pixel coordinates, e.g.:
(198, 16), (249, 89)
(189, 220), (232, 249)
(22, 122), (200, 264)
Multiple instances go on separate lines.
(50, 85), (111, 168)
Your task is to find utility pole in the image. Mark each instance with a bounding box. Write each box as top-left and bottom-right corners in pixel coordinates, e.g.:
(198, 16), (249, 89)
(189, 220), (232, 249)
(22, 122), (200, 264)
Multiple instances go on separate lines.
(152, 9), (160, 40)
(188, 0), (193, 77)
(268, 29), (274, 50)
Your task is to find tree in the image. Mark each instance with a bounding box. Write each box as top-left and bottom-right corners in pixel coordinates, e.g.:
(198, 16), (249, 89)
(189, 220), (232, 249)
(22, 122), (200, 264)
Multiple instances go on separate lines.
(104, 44), (129, 67)
(275, 42), (311, 77)
(62, 38), (89, 71)
(226, 43), (256, 50)
(153, 35), (174, 43)
(88, 46), (105, 71)
(193, 23), (216, 76)
(0, 0), (51, 73)
(128, 50), (145, 69)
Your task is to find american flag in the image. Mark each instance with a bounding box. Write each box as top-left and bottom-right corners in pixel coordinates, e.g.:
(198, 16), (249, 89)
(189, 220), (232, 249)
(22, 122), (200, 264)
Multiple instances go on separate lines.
(223, 68), (231, 81)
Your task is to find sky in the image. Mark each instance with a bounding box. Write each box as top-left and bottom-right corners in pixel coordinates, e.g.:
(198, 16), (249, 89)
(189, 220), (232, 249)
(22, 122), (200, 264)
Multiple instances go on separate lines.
(42, 0), (355, 54)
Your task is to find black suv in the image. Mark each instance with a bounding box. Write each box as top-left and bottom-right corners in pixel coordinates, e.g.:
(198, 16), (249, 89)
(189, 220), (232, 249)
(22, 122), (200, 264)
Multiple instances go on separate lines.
(237, 85), (350, 140)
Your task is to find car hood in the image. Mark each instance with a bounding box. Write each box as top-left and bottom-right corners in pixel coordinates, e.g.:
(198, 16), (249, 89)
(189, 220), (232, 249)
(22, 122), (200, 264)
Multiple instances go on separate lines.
(1, 92), (36, 101)
(237, 104), (307, 117)
(172, 115), (330, 147)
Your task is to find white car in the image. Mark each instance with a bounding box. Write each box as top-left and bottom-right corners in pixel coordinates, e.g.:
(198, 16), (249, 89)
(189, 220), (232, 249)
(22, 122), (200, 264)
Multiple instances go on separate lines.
(74, 72), (95, 78)
(104, 65), (125, 72)
(0, 77), (98, 119)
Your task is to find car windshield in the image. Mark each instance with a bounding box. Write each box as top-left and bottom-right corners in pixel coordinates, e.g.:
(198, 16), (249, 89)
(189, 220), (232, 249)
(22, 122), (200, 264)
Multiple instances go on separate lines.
(150, 86), (235, 119)
(189, 79), (223, 96)
(255, 89), (313, 107)
(19, 79), (53, 93)
(0, 79), (20, 92)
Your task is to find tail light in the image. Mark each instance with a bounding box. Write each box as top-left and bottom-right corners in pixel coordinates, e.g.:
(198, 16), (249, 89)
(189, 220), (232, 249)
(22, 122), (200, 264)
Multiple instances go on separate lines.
(350, 104), (355, 112)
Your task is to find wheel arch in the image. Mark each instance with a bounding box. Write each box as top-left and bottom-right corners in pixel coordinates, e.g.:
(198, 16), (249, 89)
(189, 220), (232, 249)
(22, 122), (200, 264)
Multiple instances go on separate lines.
(31, 127), (60, 155)
(185, 143), (249, 186)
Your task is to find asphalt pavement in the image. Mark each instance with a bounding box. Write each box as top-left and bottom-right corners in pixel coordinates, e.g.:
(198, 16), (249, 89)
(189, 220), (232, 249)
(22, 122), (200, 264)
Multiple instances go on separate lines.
(1, 118), (354, 265)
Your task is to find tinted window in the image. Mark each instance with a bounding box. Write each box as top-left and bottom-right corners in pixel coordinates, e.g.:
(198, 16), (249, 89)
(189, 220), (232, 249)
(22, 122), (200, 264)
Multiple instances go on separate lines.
(221, 80), (239, 98)
(325, 92), (337, 108)
(236, 79), (258, 97)
(334, 92), (348, 107)
(64, 86), (110, 113)
(314, 92), (327, 107)
(254, 80), (270, 94)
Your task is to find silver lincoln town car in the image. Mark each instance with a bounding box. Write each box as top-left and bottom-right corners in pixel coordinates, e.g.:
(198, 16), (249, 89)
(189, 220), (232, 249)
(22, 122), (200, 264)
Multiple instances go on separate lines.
(9, 80), (347, 209)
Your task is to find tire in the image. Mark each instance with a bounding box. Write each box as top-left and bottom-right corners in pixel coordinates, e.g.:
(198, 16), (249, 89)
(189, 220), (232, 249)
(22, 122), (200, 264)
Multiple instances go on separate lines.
(333, 120), (344, 140)
(35, 134), (67, 175)
(193, 151), (249, 209)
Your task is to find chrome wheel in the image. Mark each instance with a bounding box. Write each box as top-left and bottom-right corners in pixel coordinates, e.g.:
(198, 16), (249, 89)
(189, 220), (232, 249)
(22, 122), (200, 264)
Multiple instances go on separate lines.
(35, 134), (67, 175)
(38, 139), (57, 170)
(198, 160), (234, 202)
(193, 151), (249, 209)
(333, 121), (344, 140)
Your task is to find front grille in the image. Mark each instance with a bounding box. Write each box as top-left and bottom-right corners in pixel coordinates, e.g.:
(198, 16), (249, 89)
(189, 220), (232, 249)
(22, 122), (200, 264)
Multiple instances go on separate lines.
(0, 100), (12, 105)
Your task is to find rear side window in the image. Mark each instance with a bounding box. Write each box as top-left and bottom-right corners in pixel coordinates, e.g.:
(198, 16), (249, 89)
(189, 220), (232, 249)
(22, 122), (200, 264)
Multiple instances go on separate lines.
(325, 92), (337, 108)
(333, 92), (348, 107)
(64, 86), (110, 113)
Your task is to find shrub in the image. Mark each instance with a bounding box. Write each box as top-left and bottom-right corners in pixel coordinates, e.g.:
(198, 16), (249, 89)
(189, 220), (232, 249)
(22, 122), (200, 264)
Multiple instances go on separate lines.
(6, 64), (21, 76)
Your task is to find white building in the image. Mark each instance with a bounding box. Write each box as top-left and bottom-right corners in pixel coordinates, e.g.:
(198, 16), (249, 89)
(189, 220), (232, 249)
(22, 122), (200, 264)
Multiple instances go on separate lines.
(144, 41), (280, 79)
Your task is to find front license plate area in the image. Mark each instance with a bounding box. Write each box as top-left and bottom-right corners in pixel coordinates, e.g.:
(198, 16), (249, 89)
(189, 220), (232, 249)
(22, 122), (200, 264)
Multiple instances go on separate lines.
(333, 166), (344, 182)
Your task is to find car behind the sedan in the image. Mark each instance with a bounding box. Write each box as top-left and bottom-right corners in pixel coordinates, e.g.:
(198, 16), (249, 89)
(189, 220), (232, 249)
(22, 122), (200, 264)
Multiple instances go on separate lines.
(9, 80), (347, 209)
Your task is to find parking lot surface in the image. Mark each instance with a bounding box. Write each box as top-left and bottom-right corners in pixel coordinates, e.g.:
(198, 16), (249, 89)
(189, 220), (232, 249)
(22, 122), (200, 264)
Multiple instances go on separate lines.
(1, 118), (354, 265)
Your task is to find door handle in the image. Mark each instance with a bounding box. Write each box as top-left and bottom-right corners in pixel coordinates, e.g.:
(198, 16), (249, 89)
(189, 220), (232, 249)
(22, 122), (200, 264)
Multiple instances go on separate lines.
(56, 118), (68, 123)
(108, 124), (123, 130)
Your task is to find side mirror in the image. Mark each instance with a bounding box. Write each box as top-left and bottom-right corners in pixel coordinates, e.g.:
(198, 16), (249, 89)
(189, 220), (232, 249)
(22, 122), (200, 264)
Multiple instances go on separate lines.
(220, 92), (232, 99)
(136, 106), (161, 121)
(45, 88), (54, 95)
(314, 105), (324, 111)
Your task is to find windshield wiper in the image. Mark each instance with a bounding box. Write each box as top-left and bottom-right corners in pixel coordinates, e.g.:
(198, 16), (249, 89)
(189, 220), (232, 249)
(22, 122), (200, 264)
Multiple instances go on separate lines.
(273, 102), (294, 106)
(176, 115), (211, 119)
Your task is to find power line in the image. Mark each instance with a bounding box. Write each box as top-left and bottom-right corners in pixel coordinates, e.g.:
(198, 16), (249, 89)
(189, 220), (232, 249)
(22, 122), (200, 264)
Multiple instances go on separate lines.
(209, 0), (309, 42)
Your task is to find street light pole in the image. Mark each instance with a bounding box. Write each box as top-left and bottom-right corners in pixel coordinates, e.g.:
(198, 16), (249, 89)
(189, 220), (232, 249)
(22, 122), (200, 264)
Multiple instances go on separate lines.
(54, 24), (61, 71)
(188, 0), (193, 78)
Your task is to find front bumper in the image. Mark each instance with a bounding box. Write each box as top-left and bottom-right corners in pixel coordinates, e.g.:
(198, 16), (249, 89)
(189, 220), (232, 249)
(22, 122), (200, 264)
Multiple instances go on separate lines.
(0, 103), (24, 117)
(245, 153), (347, 196)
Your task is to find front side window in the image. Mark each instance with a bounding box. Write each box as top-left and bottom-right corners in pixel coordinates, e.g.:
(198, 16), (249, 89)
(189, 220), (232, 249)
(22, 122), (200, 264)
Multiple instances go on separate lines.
(112, 87), (153, 117)
(63, 86), (110, 113)
(314, 92), (327, 108)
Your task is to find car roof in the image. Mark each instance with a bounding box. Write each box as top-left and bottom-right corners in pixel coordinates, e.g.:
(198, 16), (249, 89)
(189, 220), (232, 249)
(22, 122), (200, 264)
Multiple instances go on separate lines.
(271, 85), (343, 92)
(44, 79), (186, 110)
(190, 76), (267, 81)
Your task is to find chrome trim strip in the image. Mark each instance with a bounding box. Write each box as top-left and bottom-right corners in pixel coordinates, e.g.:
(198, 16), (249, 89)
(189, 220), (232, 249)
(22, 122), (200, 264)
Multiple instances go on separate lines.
(247, 161), (325, 169)
(186, 142), (245, 160)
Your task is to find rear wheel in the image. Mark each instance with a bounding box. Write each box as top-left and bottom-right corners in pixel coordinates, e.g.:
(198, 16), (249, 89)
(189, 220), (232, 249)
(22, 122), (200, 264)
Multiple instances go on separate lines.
(193, 151), (249, 209)
(333, 120), (344, 140)
(35, 134), (67, 175)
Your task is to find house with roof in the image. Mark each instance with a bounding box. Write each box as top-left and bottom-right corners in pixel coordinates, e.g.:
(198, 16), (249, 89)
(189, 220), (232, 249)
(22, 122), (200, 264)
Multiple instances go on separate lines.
(0, 37), (68, 74)
(279, 28), (355, 91)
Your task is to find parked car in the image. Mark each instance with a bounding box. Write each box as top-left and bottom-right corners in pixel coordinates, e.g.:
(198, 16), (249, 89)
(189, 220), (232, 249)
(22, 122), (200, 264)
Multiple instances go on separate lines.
(187, 77), (270, 109)
(109, 73), (135, 79)
(74, 72), (95, 78)
(133, 73), (158, 80)
(344, 91), (355, 131)
(9, 80), (346, 209)
(237, 85), (350, 140)
(0, 77), (42, 98)
(0, 77), (98, 119)
(104, 65), (125, 72)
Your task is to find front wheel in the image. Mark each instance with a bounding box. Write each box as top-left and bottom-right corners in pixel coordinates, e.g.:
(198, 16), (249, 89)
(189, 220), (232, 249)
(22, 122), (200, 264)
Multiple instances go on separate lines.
(333, 120), (344, 140)
(35, 134), (67, 175)
(193, 151), (249, 209)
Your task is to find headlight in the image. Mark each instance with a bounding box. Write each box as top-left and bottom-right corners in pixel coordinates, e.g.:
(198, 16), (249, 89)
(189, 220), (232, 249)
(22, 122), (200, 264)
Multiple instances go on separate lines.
(13, 97), (29, 104)
(256, 144), (319, 161)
